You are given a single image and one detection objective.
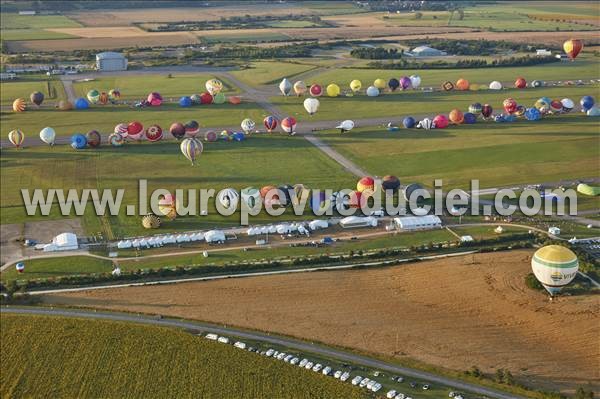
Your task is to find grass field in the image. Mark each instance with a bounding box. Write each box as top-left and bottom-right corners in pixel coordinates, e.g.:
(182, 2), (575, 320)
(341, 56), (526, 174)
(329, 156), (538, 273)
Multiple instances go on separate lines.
(200, 31), (291, 43)
(0, 29), (79, 41)
(0, 79), (65, 105)
(1, 314), (366, 399)
(0, 14), (81, 29)
(230, 61), (321, 86)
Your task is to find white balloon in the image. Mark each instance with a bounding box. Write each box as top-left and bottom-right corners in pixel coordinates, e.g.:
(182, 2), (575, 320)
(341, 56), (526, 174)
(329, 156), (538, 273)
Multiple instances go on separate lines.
(560, 98), (574, 112)
(303, 98), (320, 115)
(241, 118), (255, 134)
(217, 188), (239, 209)
(409, 75), (421, 89)
(417, 118), (434, 130)
(587, 106), (600, 116)
(39, 127), (56, 145)
(336, 120), (354, 131)
(489, 81), (503, 90)
(279, 78), (292, 96)
(366, 86), (380, 97)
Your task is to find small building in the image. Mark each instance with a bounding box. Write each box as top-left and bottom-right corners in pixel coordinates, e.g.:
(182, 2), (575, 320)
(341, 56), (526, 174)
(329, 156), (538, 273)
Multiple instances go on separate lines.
(394, 215), (442, 230)
(18, 11), (36, 15)
(96, 52), (128, 71)
(536, 49), (552, 56)
(460, 235), (474, 243)
(0, 73), (17, 80)
(410, 46), (447, 57)
(339, 216), (378, 228)
(548, 226), (561, 236)
(43, 232), (78, 252)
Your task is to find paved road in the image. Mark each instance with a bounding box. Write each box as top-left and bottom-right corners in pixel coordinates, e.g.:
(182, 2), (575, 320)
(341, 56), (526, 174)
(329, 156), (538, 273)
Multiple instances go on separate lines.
(0, 306), (524, 399)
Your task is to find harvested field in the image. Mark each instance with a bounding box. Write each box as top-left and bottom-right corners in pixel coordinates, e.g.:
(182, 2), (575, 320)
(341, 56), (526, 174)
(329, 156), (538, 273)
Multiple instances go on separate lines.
(46, 26), (149, 38)
(43, 250), (600, 393)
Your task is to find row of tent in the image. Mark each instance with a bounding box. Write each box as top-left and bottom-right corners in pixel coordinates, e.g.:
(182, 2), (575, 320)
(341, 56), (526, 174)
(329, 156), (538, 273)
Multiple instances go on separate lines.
(246, 220), (329, 236)
(116, 230), (226, 248)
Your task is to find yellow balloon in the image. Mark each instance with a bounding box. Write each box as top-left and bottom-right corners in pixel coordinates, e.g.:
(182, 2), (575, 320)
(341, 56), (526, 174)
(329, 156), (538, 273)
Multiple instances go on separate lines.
(374, 78), (387, 89)
(350, 79), (362, 92)
(326, 83), (340, 97)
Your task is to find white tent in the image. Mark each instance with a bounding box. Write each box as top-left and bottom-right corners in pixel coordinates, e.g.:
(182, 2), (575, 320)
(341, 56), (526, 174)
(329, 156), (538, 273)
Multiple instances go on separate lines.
(309, 219), (328, 230)
(393, 215), (441, 230)
(339, 216), (378, 228)
(117, 240), (132, 249)
(205, 230), (226, 243)
(43, 232), (79, 252)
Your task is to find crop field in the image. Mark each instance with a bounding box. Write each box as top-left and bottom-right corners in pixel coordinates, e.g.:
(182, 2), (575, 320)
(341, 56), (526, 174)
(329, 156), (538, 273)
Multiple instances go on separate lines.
(0, 29), (79, 41)
(1, 314), (366, 399)
(0, 13), (81, 29)
(0, 79), (65, 105)
(43, 250), (600, 393)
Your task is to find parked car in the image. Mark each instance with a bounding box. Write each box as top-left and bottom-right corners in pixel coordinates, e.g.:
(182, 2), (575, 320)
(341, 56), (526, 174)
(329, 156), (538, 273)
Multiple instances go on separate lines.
(322, 366), (332, 376)
(387, 390), (397, 398)
(422, 384), (430, 390)
(284, 355), (293, 363)
(305, 361), (314, 370)
(312, 363), (322, 372)
(334, 370), (343, 379)
(359, 378), (370, 388)
(394, 394), (405, 399)
(351, 376), (363, 386)
(299, 358), (308, 367)
(290, 357), (299, 365)
(265, 349), (275, 357)
(372, 383), (382, 392)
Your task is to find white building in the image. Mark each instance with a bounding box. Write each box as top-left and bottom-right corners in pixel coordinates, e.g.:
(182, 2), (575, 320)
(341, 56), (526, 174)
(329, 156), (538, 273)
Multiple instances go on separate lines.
(394, 215), (442, 230)
(339, 216), (378, 228)
(536, 49), (552, 56)
(548, 226), (561, 235)
(43, 232), (79, 252)
(96, 52), (128, 71)
(410, 46), (447, 57)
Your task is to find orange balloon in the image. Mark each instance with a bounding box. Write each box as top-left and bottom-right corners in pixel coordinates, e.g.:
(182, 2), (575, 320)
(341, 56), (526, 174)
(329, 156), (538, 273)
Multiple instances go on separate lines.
(563, 39), (583, 60)
(449, 109), (464, 124)
(455, 78), (470, 91)
(228, 96), (241, 105)
(12, 98), (26, 112)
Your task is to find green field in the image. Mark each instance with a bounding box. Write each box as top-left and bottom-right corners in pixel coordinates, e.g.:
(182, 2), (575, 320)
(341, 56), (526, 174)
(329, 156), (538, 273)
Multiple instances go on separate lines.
(201, 32), (291, 44)
(0, 28), (78, 40)
(230, 61), (321, 86)
(0, 79), (65, 105)
(1, 314), (366, 399)
(0, 13), (81, 29)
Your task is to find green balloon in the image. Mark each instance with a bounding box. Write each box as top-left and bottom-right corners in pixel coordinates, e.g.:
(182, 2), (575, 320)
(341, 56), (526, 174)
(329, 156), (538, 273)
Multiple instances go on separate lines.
(212, 92), (226, 104)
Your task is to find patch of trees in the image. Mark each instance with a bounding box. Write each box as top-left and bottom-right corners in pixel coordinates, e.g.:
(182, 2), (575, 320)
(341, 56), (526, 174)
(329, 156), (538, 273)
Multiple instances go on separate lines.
(350, 47), (403, 59)
(366, 55), (559, 70)
(147, 14), (331, 32)
(401, 38), (536, 56)
(366, 1), (470, 12)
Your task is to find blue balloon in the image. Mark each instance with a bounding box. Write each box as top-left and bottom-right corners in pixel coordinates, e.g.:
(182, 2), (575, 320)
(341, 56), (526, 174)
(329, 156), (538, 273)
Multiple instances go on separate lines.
(179, 96), (192, 107)
(504, 114), (517, 122)
(71, 133), (87, 149)
(74, 97), (89, 110)
(524, 107), (541, 121)
(232, 132), (245, 142)
(580, 95), (595, 111)
(493, 114), (505, 123)
(402, 117), (415, 128)
(463, 112), (477, 124)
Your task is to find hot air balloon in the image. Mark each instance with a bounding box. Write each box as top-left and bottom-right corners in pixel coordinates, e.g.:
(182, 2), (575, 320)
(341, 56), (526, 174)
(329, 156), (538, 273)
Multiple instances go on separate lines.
(58, 100), (72, 111)
(232, 132), (245, 142)
(550, 100), (563, 114)
(12, 98), (26, 112)
(563, 39), (583, 60)
(489, 81), (503, 90)
(200, 92), (213, 105)
(191, 94), (201, 104)
(468, 103), (482, 115)
(179, 96), (192, 107)
(241, 187), (261, 208)
(204, 130), (217, 142)
(109, 89), (121, 101)
(587, 106), (600, 116)
(87, 89), (100, 104)
(357, 176), (374, 193)
(449, 109), (464, 124)
(279, 78), (292, 96)
(535, 97), (551, 113)
(71, 133), (87, 150)
(532, 245), (578, 295)
(263, 116), (278, 132)
(580, 95), (595, 112)
(561, 98), (574, 113)
(433, 114), (449, 128)
(8, 129), (24, 148)
(455, 78), (469, 91)
(180, 137), (203, 166)
(142, 214), (161, 229)
(30, 91), (44, 106)
(366, 86), (379, 97)
(503, 98), (518, 114)
(463, 112), (477, 124)
(374, 78), (386, 90)
(403, 117), (415, 128)
(481, 104), (493, 119)
(350, 79), (362, 93)
(74, 97), (89, 110)
(494, 114), (505, 123)
(16, 262), (25, 273)
(114, 123), (128, 136)
(220, 130), (233, 141)
(39, 127), (56, 146)
(326, 83), (340, 97)
(127, 121), (144, 140)
(205, 78), (223, 95)
(86, 130), (101, 147)
(170, 122), (186, 140)
(217, 188), (239, 209)
(531, 80), (543, 88)
(515, 77), (527, 89)
(504, 114), (517, 123)
(99, 92), (109, 105)
(399, 76), (411, 90)
(442, 81), (454, 91)
(183, 120), (199, 137)
(303, 98), (320, 115)
(382, 175), (400, 191)
(158, 194), (177, 220)
(417, 118), (434, 130)
(514, 105), (525, 117)
(409, 75), (421, 89)
(309, 84), (323, 97)
(145, 125), (163, 142)
(109, 132), (124, 147)
(281, 116), (297, 135)
(228, 96), (242, 105)
(147, 92), (162, 106)
(213, 92), (226, 104)
(388, 78), (400, 91)
(336, 120), (354, 133)
(293, 81), (307, 96)
(387, 122), (399, 131)
(260, 185), (279, 204)
(241, 118), (256, 134)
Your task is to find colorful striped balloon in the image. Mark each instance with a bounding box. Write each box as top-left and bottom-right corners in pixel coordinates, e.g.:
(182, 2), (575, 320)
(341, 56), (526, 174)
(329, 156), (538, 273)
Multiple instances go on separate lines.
(8, 129), (25, 148)
(12, 98), (26, 112)
(563, 39), (583, 60)
(180, 137), (203, 165)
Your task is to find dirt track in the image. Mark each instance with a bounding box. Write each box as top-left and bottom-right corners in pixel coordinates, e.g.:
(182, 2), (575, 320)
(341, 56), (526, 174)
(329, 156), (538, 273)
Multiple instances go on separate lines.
(43, 250), (599, 393)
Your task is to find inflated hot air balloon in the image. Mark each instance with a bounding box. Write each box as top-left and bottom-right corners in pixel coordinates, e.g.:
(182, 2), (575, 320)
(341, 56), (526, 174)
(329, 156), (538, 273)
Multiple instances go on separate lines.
(279, 78), (292, 96)
(388, 78), (400, 91)
(180, 137), (203, 166)
(550, 100), (563, 114)
(481, 104), (493, 119)
(293, 81), (307, 96)
(303, 98), (320, 115)
(74, 97), (89, 110)
(468, 103), (482, 115)
(71, 133), (87, 150)
(309, 84), (323, 97)
(531, 80), (543, 88)
(204, 130), (217, 142)
(532, 245), (578, 295)
(463, 112), (477, 124)
(241, 187), (260, 208)
(580, 95), (595, 112)
(87, 89), (100, 104)
(503, 98), (518, 114)
(217, 188), (239, 209)
(109, 132), (125, 147)
(228, 96), (241, 105)
(281, 116), (297, 135)
(382, 175), (400, 191)
(158, 194), (177, 220)
(326, 83), (340, 97)
(184, 120), (200, 137)
(127, 121), (144, 140)
(142, 214), (161, 229)
(232, 132), (245, 142)
(399, 76), (411, 90)
(366, 86), (379, 97)
(200, 92), (213, 105)
(504, 114), (517, 123)
(433, 114), (449, 128)
(514, 105), (525, 117)
(191, 94), (201, 104)
(8, 129), (24, 148)
(336, 120), (354, 133)
(561, 98), (574, 113)
(449, 109), (464, 124)
(374, 78), (386, 90)
(442, 81), (454, 91)
(205, 78), (223, 95)
(16, 262), (25, 273)
(30, 91), (44, 106)
(587, 107), (600, 116)
(39, 127), (56, 146)
(417, 118), (434, 130)
(170, 122), (186, 140)
(263, 115), (278, 132)
(563, 39), (583, 60)
(350, 79), (362, 93)
(535, 97), (551, 113)
(455, 78), (469, 91)
(357, 176), (374, 193)
(108, 89), (121, 101)
(515, 77), (527, 89)
(179, 96), (192, 107)
(12, 98), (26, 112)
(142, 124), (162, 142)
(213, 92), (226, 104)
(220, 130), (233, 141)
(114, 123), (128, 136)
(241, 118), (256, 134)
(58, 100), (72, 111)
(489, 81), (503, 90)
(494, 114), (505, 123)
(99, 92), (109, 105)
(147, 92), (162, 106)
(86, 130), (101, 147)
(403, 117), (415, 128)
(409, 75), (421, 89)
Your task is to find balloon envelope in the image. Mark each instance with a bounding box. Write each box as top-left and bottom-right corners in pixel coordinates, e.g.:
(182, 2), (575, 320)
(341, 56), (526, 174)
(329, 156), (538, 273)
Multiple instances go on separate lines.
(563, 39), (583, 60)
(8, 129), (25, 147)
(587, 106), (600, 116)
(580, 96), (595, 111)
(279, 78), (292, 96)
(449, 109), (464, 124)
(326, 83), (340, 97)
(179, 96), (192, 107)
(108, 133), (124, 147)
(489, 81), (503, 90)
(71, 133), (87, 149)
(399, 76), (411, 90)
(293, 81), (307, 96)
(409, 75), (421, 89)
(205, 78), (223, 95)
(264, 115), (278, 132)
(87, 89), (100, 104)
(388, 78), (399, 91)
(86, 130), (101, 147)
(309, 84), (323, 97)
(30, 91), (44, 106)
(212, 92), (226, 104)
(281, 117), (297, 134)
(403, 117), (415, 128)
(170, 122), (186, 140)
(366, 86), (379, 97)
(481, 104), (493, 118)
(241, 118), (256, 134)
(463, 112), (477, 124)
(515, 77), (527, 89)
(180, 138), (203, 165)
(531, 245), (578, 295)
(336, 120), (354, 131)
(147, 92), (162, 106)
(373, 78), (386, 89)
(39, 127), (56, 145)
(303, 98), (320, 115)
(74, 98), (89, 110)
(350, 79), (362, 92)
(433, 114), (449, 128)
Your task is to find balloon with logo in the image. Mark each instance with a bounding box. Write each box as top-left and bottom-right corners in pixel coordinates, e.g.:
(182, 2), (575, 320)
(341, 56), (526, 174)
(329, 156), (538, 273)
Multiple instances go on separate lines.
(205, 78), (223, 95)
(8, 129), (25, 148)
(180, 137), (203, 166)
(39, 127), (56, 146)
(158, 193), (177, 220)
(109, 132), (124, 147)
(114, 123), (128, 137)
(86, 130), (101, 147)
(535, 97), (551, 114)
(515, 105), (525, 117)
(263, 115), (278, 132)
(170, 122), (186, 140)
(481, 104), (493, 119)
(442, 81), (454, 91)
(449, 109), (464, 124)
(515, 77), (527, 89)
(503, 98), (518, 114)
(326, 83), (340, 97)
(87, 89), (100, 104)
(30, 91), (44, 106)
(309, 84), (323, 97)
(281, 116), (297, 135)
(550, 100), (563, 114)
(399, 76), (411, 90)
(241, 118), (256, 134)
(303, 98), (320, 115)
(127, 121), (144, 140)
(71, 133), (87, 150)
(204, 130), (217, 142)
(184, 120), (200, 137)
(388, 78), (399, 91)
(293, 81), (307, 96)
(147, 92), (162, 106)
(455, 78), (469, 91)
(433, 114), (449, 129)
(580, 95), (595, 112)
(143, 125), (162, 142)
(350, 79), (362, 93)
(279, 78), (292, 96)
(560, 98), (574, 113)
(13, 98), (26, 112)
(563, 39), (583, 60)
(409, 75), (421, 89)
(468, 103), (482, 115)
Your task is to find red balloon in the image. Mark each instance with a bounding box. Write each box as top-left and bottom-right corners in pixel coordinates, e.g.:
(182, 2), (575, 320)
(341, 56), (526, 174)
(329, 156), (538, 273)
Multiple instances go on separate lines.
(433, 114), (449, 128)
(200, 92), (213, 105)
(145, 124), (163, 142)
(281, 116), (297, 134)
(169, 122), (186, 140)
(503, 98), (518, 114)
(263, 116), (278, 132)
(481, 104), (493, 118)
(309, 84), (322, 97)
(515, 77), (527, 89)
(127, 121), (143, 135)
